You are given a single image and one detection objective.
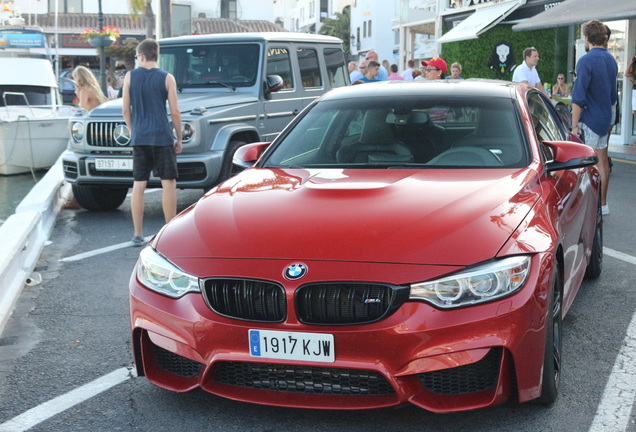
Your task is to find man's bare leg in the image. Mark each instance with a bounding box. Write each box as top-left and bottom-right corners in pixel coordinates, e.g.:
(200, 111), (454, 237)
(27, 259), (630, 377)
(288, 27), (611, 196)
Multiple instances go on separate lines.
(131, 180), (147, 237)
(596, 147), (609, 210)
(161, 178), (178, 223)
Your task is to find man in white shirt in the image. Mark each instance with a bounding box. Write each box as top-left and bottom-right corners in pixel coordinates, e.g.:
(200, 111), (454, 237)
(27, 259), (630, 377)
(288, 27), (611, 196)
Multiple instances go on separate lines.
(349, 61), (367, 82)
(401, 59), (415, 81)
(512, 47), (549, 96)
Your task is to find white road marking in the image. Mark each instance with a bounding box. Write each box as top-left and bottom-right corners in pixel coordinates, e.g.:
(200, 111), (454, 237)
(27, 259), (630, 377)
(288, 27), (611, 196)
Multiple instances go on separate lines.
(603, 247), (636, 266)
(0, 367), (135, 432)
(59, 235), (153, 262)
(588, 312), (636, 432)
(588, 247), (636, 432)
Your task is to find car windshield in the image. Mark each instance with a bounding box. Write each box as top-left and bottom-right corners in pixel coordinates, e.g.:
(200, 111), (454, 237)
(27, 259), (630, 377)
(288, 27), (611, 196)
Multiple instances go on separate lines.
(159, 43), (260, 88)
(262, 95), (528, 169)
(0, 85), (52, 106)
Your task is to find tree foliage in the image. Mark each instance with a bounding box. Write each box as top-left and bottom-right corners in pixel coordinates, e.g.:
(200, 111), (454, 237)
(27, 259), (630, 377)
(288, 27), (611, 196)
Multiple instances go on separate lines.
(319, 5), (351, 58)
(441, 24), (570, 85)
(128, 0), (154, 39)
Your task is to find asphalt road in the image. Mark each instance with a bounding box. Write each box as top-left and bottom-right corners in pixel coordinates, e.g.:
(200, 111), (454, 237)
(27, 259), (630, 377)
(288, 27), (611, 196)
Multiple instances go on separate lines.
(1, 159), (635, 432)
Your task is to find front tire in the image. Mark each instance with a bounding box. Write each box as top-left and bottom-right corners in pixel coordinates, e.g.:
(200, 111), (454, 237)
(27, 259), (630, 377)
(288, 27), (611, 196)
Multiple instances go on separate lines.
(536, 267), (563, 405)
(72, 184), (128, 211)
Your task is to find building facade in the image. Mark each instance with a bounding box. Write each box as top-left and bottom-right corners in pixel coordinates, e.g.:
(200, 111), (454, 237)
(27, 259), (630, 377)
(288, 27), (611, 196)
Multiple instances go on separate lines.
(273, 0), (350, 34)
(349, 0), (400, 64)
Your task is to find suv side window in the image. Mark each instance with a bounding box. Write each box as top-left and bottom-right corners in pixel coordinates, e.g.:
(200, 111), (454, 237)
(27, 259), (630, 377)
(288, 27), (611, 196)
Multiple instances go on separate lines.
(298, 48), (322, 89)
(266, 47), (294, 89)
(324, 47), (348, 88)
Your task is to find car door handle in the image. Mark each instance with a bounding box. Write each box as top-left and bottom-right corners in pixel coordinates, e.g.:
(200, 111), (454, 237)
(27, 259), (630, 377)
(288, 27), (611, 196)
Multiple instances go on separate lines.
(293, 109), (299, 116)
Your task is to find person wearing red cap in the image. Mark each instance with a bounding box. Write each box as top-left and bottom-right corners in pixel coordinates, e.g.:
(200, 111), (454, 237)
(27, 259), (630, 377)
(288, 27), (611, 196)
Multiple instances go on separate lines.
(422, 57), (447, 80)
(420, 57), (454, 122)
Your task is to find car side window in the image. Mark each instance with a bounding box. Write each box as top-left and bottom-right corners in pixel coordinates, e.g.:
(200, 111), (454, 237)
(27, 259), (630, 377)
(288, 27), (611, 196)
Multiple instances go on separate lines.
(527, 93), (562, 143)
(297, 48), (322, 89)
(266, 47), (294, 89)
(324, 47), (348, 88)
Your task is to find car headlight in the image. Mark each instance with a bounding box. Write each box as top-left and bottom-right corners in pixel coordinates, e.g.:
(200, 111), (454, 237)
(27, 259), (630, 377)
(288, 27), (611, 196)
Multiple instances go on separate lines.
(181, 122), (194, 142)
(70, 121), (84, 142)
(409, 256), (531, 309)
(137, 247), (200, 298)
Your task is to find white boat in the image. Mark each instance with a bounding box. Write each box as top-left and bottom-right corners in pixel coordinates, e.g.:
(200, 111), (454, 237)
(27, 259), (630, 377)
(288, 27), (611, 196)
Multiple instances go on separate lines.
(0, 24), (75, 175)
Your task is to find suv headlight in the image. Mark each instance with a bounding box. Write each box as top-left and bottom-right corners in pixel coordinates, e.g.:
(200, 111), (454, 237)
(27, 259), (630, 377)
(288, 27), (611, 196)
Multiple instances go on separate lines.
(70, 121), (84, 142)
(137, 247), (200, 298)
(181, 122), (194, 142)
(409, 256), (531, 309)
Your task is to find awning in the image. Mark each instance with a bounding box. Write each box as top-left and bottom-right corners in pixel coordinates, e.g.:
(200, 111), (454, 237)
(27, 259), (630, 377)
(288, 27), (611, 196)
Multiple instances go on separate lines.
(438, 1), (524, 43)
(513, 0), (636, 31)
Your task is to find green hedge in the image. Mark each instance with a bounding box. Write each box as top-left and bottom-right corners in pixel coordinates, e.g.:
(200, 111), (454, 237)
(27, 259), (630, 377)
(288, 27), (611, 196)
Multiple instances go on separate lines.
(441, 24), (570, 86)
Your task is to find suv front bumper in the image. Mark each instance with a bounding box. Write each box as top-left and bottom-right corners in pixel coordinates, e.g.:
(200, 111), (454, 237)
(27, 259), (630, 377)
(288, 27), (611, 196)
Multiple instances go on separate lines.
(62, 149), (224, 189)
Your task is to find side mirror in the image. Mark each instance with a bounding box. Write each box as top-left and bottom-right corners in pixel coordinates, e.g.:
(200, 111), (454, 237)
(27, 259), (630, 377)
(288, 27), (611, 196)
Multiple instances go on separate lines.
(544, 140), (598, 172)
(265, 75), (284, 94)
(232, 142), (271, 169)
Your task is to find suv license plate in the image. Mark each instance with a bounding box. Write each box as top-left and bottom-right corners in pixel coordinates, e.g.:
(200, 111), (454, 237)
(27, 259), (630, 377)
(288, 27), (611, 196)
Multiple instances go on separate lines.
(249, 329), (334, 363)
(95, 158), (133, 171)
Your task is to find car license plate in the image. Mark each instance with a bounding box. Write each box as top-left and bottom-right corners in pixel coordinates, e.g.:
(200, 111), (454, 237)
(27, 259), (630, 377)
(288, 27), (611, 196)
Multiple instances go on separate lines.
(95, 158), (133, 171)
(249, 329), (334, 363)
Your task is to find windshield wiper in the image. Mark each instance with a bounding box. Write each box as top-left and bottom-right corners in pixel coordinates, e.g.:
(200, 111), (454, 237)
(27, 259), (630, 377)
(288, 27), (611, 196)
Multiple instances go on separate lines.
(205, 81), (236, 91)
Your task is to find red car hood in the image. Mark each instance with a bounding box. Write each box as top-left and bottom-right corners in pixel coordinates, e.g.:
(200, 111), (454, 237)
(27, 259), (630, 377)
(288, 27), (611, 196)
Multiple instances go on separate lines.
(157, 168), (541, 266)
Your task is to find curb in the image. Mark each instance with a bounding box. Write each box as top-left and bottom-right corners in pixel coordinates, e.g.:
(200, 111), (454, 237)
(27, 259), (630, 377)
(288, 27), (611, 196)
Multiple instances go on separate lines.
(0, 157), (71, 334)
(609, 150), (636, 163)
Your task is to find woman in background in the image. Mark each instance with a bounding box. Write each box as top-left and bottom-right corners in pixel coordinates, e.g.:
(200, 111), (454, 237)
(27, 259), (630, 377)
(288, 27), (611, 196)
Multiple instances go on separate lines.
(552, 73), (570, 97)
(382, 59), (390, 74)
(64, 66), (108, 210)
(72, 65), (107, 111)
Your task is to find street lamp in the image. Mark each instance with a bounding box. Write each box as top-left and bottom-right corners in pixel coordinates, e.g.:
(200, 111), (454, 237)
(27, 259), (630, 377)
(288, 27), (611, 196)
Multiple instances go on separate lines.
(97, 0), (107, 95)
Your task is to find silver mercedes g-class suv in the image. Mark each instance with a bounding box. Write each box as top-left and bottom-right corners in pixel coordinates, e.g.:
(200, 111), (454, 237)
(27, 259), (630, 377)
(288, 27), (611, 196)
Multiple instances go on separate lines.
(62, 32), (348, 211)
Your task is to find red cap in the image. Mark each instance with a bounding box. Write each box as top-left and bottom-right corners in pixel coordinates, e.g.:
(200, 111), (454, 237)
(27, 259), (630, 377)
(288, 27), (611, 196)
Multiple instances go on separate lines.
(421, 57), (448, 74)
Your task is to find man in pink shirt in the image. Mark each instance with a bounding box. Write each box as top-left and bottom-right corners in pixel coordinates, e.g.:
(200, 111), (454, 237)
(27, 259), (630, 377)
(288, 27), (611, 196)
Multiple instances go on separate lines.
(388, 64), (405, 80)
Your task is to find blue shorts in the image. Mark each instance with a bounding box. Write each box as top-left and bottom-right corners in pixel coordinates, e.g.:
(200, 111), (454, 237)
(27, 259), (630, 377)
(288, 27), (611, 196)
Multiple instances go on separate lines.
(133, 145), (178, 181)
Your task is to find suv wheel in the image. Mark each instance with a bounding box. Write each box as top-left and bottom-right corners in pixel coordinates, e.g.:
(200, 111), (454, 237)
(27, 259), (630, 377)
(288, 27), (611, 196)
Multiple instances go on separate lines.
(217, 140), (247, 184)
(72, 184), (128, 211)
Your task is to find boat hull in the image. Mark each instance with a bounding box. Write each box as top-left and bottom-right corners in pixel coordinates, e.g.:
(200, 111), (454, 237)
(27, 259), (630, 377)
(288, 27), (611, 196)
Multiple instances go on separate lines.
(0, 117), (70, 175)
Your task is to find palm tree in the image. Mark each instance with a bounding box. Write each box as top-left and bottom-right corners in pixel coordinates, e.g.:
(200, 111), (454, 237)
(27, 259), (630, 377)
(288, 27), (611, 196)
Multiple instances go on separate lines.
(128, 0), (173, 39)
(128, 0), (154, 39)
(319, 6), (351, 58)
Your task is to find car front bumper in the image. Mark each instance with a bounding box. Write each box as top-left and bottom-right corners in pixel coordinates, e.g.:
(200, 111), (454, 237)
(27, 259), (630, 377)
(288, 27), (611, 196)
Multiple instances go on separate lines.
(129, 253), (553, 412)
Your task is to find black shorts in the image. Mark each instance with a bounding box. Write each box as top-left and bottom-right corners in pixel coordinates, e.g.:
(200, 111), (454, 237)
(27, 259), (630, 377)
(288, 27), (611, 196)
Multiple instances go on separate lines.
(133, 145), (178, 181)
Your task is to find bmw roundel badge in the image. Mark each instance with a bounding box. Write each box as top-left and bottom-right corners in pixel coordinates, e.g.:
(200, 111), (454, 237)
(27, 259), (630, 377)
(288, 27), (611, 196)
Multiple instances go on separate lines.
(284, 263), (307, 280)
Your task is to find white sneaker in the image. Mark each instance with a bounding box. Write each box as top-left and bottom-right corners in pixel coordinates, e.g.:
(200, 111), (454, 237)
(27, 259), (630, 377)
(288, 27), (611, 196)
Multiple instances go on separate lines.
(601, 204), (609, 215)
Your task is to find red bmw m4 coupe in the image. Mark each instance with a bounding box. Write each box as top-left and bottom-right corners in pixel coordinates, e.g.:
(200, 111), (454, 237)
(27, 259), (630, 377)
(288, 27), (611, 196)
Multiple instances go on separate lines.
(129, 79), (602, 413)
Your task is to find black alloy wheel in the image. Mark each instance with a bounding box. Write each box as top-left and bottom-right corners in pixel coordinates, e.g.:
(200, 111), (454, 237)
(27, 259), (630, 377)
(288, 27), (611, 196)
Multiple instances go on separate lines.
(536, 266), (563, 405)
(585, 199), (603, 279)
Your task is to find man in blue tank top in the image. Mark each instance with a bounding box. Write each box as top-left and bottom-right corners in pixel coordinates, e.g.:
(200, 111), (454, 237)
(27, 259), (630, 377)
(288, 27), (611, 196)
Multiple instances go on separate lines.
(122, 38), (182, 246)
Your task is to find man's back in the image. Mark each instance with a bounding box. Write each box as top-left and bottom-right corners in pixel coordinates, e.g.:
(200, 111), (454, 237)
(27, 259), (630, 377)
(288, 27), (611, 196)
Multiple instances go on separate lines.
(129, 68), (173, 147)
(572, 47), (617, 136)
